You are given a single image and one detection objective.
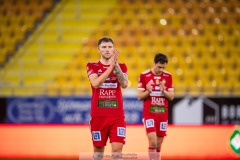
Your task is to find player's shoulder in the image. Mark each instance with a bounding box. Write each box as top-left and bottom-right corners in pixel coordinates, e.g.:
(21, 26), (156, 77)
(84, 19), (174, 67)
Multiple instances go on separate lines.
(141, 69), (151, 75)
(162, 70), (172, 76)
(118, 62), (126, 66)
(87, 61), (100, 66)
(118, 62), (127, 68)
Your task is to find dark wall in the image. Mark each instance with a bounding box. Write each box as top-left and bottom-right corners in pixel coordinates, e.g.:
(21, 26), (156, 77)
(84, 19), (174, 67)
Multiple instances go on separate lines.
(0, 98), (6, 123)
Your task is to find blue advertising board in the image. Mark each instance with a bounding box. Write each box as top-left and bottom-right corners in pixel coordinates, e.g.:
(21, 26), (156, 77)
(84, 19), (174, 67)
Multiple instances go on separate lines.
(6, 97), (143, 124)
(6, 96), (240, 124)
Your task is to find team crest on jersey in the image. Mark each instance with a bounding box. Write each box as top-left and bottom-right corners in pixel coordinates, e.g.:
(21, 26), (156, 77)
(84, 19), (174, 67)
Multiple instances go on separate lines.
(146, 119), (154, 128)
(117, 127), (126, 137)
(92, 131), (101, 141)
(160, 122), (167, 131)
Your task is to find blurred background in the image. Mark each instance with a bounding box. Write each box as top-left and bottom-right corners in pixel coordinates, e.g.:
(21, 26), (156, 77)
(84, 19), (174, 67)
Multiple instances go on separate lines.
(0, 0), (239, 96)
(0, 0), (239, 159)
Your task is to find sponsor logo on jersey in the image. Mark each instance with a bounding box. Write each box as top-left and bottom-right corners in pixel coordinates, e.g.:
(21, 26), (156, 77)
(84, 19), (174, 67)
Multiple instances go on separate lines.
(150, 106), (166, 113)
(148, 80), (154, 84)
(99, 89), (116, 96)
(150, 91), (163, 96)
(92, 131), (101, 141)
(154, 76), (161, 79)
(146, 119), (154, 128)
(160, 122), (167, 131)
(155, 86), (160, 90)
(151, 97), (165, 105)
(98, 100), (118, 108)
(117, 127), (126, 137)
(100, 83), (118, 88)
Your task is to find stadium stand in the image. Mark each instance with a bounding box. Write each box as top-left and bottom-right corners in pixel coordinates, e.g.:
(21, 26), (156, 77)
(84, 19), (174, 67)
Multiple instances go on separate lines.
(0, 0), (239, 96)
(0, 0), (56, 66)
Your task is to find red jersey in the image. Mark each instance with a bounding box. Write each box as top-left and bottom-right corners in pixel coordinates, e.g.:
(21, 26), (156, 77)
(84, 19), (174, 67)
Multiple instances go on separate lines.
(87, 61), (127, 117)
(138, 69), (174, 119)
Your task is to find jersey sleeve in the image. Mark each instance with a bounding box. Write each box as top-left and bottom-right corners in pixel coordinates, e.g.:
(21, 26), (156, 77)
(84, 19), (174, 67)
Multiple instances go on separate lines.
(86, 62), (97, 77)
(166, 74), (174, 91)
(138, 73), (146, 90)
(120, 63), (127, 74)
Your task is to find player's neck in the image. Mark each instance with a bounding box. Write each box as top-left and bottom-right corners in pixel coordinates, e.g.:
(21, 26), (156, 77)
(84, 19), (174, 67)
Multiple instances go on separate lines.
(151, 68), (156, 75)
(151, 68), (161, 76)
(100, 58), (111, 65)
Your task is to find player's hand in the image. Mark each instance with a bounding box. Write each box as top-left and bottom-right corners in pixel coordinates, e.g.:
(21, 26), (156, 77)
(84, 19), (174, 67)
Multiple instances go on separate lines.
(159, 81), (165, 92)
(146, 83), (153, 93)
(109, 50), (118, 67)
(113, 48), (119, 62)
(110, 48), (119, 68)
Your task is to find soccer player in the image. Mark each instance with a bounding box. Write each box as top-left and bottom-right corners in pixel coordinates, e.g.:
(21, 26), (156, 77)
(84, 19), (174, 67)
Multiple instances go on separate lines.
(137, 53), (174, 160)
(86, 36), (128, 160)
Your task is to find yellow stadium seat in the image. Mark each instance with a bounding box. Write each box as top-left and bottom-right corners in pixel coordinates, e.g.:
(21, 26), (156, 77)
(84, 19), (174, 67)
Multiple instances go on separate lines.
(1, 0), (239, 96)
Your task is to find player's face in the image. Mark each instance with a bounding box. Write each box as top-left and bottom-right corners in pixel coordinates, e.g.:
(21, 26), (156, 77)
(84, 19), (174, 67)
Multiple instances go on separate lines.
(98, 42), (114, 60)
(154, 62), (166, 75)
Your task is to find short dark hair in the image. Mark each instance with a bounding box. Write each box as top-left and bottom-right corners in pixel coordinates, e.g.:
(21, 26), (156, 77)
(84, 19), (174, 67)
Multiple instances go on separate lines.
(154, 53), (168, 64)
(98, 36), (114, 46)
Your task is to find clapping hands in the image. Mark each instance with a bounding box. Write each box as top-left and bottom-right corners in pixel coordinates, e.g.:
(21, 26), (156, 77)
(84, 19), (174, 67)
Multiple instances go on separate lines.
(110, 48), (119, 67)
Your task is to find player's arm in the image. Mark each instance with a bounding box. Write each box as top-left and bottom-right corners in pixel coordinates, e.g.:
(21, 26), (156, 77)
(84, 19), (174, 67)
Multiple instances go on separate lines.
(88, 65), (114, 89)
(137, 83), (152, 100)
(159, 81), (174, 101)
(137, 89), (150, 100)
(162, 89), (174, 101)
(115, 63), (128, 89)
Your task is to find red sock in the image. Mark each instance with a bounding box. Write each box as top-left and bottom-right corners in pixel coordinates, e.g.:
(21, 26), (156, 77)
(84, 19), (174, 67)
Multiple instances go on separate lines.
(148, 147), (156, 151)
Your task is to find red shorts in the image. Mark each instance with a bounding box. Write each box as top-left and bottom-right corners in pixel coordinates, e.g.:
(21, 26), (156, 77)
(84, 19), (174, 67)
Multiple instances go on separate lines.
(90, 116), (126, 147)
(142, 117), (168, 137)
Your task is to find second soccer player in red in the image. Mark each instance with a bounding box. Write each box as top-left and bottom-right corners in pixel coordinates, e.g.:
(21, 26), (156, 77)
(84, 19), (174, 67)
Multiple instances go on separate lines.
(137, 53), (174, 160)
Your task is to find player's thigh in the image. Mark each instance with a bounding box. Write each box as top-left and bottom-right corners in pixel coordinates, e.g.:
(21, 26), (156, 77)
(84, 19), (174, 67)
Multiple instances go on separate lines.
(156, 119), (168, 137)
(109, 117), (126, 144)
(90, 117), (109, 146)
(147, 132), (157, 145)
(142, 118), (157, 133)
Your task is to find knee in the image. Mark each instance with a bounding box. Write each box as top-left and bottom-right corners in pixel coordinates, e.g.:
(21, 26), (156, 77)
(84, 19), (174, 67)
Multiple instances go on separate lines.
(111, 142), (123, 153)
(149, 140), (157, 149)
(156, 140), (164, 151)
(94, 146), (104, 152)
